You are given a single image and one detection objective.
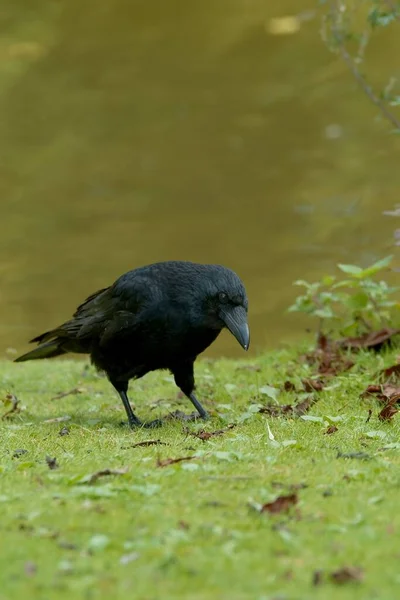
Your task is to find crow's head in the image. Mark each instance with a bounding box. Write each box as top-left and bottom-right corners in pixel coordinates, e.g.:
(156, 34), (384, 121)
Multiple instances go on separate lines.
(200, 265), (250, 351)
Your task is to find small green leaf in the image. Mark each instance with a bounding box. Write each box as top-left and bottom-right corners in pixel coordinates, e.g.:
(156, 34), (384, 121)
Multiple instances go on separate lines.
(259, 386), (279, 402)
(365, 430), (387, 439)
(337, 263), (363, 276)
(300, 415), (324, 423)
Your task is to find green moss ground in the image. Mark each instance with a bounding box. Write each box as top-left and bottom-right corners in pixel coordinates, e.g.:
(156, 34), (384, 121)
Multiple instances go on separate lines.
(0, 346), (399, 599)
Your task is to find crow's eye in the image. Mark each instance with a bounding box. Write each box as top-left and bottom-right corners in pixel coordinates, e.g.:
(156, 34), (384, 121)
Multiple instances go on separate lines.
(218, 292), (229, 304)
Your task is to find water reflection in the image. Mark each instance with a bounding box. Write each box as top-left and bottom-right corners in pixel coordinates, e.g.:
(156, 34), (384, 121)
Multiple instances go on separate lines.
(1, 0), (399, 357)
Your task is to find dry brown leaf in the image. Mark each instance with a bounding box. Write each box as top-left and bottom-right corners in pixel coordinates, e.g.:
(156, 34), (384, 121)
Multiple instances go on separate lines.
(157, 456), (197, 468)
(191, 424), (236, 442)
(324, 425), (338, 435)
(51, 387), (86, 401)
(124, 440), (167, 448)
(378, 400), (399, 422)
(340, 328), (400, 351)
(283, 381), (296, 392)
(302, 378), (324, 392)
(79, 467), (128, 485)
(330, 566), (364, 584)
(260, 493), (298, 514)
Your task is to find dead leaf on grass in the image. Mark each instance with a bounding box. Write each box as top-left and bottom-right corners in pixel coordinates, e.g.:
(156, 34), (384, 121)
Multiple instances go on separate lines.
(283, 381), (296, 392)
(380, 363), (400, 380)
(259, 394), (316, 417)
(378, 400), (399, 422)
(324, 425), (338, 435)
(302, 333), (354, 376)
(2, 393), (20, 419)
(157, 456), (197, 468)
(340, 328), (400, 351)
(43, 416), (71, 423)
(51, 387), (86, 401)
(190, 424), (236, 441)
(330, 565), (364, 584)
(302, 378), (324, 392)
(361, 383), (400, 404)
(123, 440), (167, 449)
(78, 467), (128, 485)
(260, 493), (298, 514)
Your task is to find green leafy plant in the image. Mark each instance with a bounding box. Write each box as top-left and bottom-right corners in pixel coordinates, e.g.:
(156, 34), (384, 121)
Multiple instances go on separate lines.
(288, 255), (399, 336)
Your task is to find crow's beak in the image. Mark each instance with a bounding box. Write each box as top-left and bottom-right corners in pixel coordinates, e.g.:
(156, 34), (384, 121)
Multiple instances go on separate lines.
(220, 305), (250, 351)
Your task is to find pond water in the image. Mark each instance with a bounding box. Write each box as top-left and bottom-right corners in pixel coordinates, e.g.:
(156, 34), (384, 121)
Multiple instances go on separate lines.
(1, 0), (399, 358)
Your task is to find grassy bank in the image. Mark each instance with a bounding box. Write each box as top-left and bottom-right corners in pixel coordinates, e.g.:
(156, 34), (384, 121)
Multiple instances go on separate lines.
(0, 345), (399, 600)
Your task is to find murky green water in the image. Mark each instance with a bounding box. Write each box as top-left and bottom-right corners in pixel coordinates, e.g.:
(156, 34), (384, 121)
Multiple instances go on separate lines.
(1, 0), (399, 358)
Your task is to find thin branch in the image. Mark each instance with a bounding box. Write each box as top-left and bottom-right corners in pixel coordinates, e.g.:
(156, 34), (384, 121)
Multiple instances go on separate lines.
(328, 1), (400, 131)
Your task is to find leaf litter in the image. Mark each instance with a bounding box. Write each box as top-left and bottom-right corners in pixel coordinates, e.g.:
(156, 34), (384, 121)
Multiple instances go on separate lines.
(260, 493), (298, 515)
(77, 468), (129, 485)
(157, 455), (197, 468)
(187, 424), (236, 442)
(259, 394), (317, 417)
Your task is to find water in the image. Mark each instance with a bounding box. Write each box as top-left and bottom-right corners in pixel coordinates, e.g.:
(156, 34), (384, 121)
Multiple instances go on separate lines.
(1, 0), (399, 358)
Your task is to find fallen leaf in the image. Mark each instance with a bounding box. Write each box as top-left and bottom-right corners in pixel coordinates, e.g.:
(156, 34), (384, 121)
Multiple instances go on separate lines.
(43, 416), (71, 423)
(361, 383), (400, 404)
(78, 468), (128, 485)
(302, 378), (324, 392)
(301, 333), (354, 376)
(51, 387), (85, 401)
(324, 425), (338, 435)
(190, 424), (236, 441)
(378, 400), (399, 421)
(380, 363), (400, 380)
(260, 493), (298, 514)
(330, 565), (364, 584)
(2, 393), (20, 419)
(259, 394), (316, 417)
(283, 381), (296, 392)
(157, 456), (197, 468)
(45, 456), (59, 470)
(340, 328), (400, 351)
(123, 440), (167, 449)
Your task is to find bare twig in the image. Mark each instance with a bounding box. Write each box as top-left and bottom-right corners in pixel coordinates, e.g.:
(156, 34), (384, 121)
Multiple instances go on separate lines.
(327, 0), (400, 131)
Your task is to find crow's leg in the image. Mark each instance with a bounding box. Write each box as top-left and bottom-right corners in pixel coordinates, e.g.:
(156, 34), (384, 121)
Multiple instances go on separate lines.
(110, 379), (162, 429)
(173, 363), (209, 420)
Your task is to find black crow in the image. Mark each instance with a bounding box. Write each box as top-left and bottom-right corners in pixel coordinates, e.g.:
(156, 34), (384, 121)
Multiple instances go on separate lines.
(15, 261), (249, 428)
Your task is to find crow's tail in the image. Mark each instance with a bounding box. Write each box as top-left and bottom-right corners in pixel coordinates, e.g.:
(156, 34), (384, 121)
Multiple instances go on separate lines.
(14, 336), (67, 362)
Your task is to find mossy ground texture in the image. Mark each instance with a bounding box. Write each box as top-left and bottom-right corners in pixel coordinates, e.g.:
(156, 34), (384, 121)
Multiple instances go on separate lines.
(0, 345), (399, 600)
